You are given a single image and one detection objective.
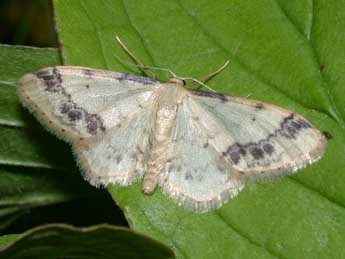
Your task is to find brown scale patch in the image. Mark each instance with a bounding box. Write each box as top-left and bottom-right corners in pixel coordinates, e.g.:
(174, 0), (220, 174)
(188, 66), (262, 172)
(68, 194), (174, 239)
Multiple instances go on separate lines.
(262, 143), (274, 155)
(83, 69), (94, 79)
(68, 110), (83, 121)
(255, 103), (264, 110)
(249, 145), (264, 159)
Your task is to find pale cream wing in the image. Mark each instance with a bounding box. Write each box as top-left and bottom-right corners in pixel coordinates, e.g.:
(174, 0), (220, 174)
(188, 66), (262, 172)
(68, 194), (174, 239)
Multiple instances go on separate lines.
(159, 96), (245, 212)
(17, 66), (160, 186)
(73, 103), (156, 187)
(189, 90), (327, 181)
(17, 66), (159, 143)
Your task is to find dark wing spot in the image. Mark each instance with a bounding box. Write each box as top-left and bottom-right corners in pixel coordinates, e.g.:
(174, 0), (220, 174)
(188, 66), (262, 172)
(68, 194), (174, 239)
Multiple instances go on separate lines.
(290, 120), (302, 130)
(282, 116), (311, 139)
(229, 152), (241, 164)
(262, 143), (274, 155)
(216, 163), (225, 173)
(68, 110), (83, 121)
(297, 119), (312, 129)
(222, 143), (246, 165)
(286, 125), (298, 138)
(168, 163), (176, 172)
(255, 103), (264, 110)
(60, 103), (73, 113)
(87, 120), (98, 134)
(249, 146), (264, 160)
(185, 171), (193, 180)
(84, 69), (93, 78)
(115, 154), (123, 163)
(36, 67), (62, 92)
(85, 114), (105, 135)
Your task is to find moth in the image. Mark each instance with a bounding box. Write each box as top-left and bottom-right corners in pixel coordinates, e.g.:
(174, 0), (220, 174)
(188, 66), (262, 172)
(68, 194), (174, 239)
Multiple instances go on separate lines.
(17, 38), (327, 212)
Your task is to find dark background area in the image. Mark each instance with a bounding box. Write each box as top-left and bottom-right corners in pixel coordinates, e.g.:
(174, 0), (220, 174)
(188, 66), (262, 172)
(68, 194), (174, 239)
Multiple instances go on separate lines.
(0, 0), (56, 47)
(1, 0), (127, 234)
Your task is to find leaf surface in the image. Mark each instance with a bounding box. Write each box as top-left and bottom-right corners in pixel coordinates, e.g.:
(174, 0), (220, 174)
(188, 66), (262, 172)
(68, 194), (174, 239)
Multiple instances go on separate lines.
(0, 224), (174, 259)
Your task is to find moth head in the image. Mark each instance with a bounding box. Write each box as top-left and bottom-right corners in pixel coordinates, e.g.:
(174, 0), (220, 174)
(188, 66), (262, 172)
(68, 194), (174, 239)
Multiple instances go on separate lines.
(168, 77), (186, 86)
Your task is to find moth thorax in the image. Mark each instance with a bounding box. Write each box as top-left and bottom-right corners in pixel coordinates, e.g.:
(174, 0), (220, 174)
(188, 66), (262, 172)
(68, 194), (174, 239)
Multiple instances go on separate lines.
(143, 104), (177, 194)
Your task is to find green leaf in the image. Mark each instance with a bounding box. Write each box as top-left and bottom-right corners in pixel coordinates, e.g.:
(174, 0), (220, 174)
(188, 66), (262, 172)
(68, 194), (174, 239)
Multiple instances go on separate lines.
(0, 224), (174, 258)
(0, 45), (60, 127)
(0, 234), (17, 248)
(0, 165), (103, 230)
(2, 0), (345, 258)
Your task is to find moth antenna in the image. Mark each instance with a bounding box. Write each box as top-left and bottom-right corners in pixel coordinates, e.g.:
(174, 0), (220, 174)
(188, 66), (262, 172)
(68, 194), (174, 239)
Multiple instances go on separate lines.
(115, 36), (156, 78)
(130, 64), (178, 78)
(199, 60), (230, 83)
(116, 36), (227, 93)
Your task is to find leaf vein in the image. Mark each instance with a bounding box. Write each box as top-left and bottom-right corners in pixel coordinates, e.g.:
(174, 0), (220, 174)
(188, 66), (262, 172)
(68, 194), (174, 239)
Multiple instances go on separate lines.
(215, 212), (280, 259)
(79, 0), (110, 69)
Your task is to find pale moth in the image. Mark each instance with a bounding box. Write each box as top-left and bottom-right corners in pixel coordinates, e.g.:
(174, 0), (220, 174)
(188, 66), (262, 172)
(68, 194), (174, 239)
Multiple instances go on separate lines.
(17, 37), (327, 212)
